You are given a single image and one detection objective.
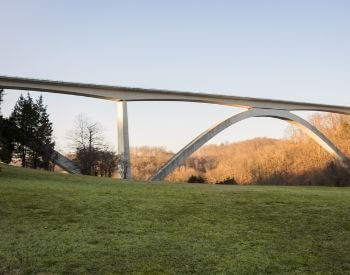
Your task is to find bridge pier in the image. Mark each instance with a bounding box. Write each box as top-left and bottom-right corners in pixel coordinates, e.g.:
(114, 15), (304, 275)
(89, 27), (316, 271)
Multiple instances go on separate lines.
(117, 101), (131, 179)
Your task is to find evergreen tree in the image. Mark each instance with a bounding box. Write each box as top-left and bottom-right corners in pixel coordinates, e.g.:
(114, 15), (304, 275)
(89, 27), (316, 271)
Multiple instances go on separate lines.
(0, 89), (5, 162)
(0, 118), (15, 164)
(34, 95), (55, 169)
(0, 89), (15, 163)
(10, 93), (55, 169)
(0, 89), (3, 113)
(0, 89), (2, 161)
(10, 94), (37, 167)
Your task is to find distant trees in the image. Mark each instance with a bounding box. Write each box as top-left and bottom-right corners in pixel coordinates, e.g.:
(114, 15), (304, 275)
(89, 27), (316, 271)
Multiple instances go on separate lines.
(68, 114), (118, 177)
(9, 94), (55, 170)
(130, 146), (173, 180)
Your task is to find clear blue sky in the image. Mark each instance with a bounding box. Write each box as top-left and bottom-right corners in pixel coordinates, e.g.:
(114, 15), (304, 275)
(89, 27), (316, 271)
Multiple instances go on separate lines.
(1, 0), (349, 152)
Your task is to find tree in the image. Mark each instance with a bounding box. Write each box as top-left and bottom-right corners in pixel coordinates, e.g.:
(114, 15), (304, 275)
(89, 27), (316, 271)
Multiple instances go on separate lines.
(97, 150), (119, 177)
(75, 147), (100, 175)
(68, 114), (104, 175)
(0, 118), (15, 164)
(70, 114), (103, 151)
(0, 89), (15, 163)
(10, 94), (37, 167)
(68, 114), (118, 177)
(0, 90), (13, 164)
(9, 93), (55, 169)
(33, 96), (55, 170)
(0, 89), (4, 150)
(0, 89), (3, 112)
(131, 146), (173, 180)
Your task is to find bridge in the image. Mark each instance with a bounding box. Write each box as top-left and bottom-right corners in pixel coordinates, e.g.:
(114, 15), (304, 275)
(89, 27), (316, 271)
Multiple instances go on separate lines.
(1, 75), (350, 180)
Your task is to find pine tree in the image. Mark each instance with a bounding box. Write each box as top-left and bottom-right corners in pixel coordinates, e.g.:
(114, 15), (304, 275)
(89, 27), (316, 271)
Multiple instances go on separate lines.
(10, 94), (36, 167)
(0, 89), (3, 113)
(0, 89), (5, 162)
(34, 95), (55, 169)
(0, 89), (15, 163)
(10, 93), (55, 169)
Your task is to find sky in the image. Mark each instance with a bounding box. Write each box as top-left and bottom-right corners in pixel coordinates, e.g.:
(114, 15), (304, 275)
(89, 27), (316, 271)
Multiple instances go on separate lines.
(1, 0), (349, 153)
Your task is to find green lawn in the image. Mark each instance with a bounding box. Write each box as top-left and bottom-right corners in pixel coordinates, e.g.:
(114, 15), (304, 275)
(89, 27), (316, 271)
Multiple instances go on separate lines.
(0, 164), (349, 274)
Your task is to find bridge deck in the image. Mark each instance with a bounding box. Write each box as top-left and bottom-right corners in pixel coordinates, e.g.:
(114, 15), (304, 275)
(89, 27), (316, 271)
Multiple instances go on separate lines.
(1, 75), (350, 114)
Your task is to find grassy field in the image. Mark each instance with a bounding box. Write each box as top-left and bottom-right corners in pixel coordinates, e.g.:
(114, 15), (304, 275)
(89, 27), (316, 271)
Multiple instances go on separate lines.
(0, 164), (349, 274)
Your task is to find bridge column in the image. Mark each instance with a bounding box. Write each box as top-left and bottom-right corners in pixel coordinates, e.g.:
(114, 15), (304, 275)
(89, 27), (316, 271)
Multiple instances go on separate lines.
(117, 101), (131, 179)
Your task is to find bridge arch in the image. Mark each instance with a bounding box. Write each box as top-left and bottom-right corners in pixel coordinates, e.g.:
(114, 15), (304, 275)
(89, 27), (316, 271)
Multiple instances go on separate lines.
(150, 108), (350, 181)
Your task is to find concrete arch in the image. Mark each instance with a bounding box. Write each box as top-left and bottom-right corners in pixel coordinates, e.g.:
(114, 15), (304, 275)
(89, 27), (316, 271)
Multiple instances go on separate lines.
(150, 108), (350, 181)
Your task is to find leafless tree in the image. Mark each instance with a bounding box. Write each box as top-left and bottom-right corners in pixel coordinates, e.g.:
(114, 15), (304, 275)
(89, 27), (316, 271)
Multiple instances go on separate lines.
(68, 113), (104, 151)
(67, 114), (118, 177)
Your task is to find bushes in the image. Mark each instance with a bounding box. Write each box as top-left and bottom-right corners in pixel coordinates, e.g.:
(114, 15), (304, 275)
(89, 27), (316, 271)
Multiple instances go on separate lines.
(188, 175), (205, 183)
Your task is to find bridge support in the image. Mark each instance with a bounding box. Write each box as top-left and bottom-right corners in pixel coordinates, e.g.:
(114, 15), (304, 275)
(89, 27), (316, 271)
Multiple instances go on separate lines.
(150, 108), (350, 181)
(117, 101), (131, 179)
(51, 150), (81, 174)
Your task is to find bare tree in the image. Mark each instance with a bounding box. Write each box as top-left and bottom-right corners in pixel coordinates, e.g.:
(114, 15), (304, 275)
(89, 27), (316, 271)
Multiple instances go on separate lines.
(68, 113), (104, 151)
(67, 114), (118, 177)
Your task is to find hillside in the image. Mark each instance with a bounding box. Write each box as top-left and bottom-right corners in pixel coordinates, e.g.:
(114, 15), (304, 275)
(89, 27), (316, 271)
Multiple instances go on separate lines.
(0, 164), (349, 274)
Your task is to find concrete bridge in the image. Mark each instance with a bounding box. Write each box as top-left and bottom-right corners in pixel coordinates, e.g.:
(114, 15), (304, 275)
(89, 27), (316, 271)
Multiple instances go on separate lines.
(1, 75), (350, 180)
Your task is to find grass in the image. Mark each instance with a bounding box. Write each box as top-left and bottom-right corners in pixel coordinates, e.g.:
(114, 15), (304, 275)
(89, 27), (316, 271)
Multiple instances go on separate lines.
(0, 164), (349, 274)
